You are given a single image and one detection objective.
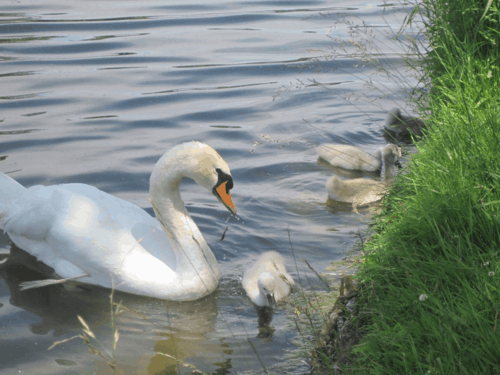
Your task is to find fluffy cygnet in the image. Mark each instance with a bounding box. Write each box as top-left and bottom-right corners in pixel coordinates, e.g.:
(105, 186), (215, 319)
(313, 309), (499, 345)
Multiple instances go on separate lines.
(326, 144), (399, 208)
(326, 176), (387, 208)
(318, 144), (401, 172)
(383, 108), (427, 144)
(242, 251), (295, 308)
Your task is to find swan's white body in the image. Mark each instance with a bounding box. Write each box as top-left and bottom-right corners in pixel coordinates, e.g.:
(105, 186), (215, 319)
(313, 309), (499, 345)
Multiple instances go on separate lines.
(326, 144), (399, 208)
(0, 141), (236, 301)
(318, 144), (401, 172)
(242, 251), (294, 307)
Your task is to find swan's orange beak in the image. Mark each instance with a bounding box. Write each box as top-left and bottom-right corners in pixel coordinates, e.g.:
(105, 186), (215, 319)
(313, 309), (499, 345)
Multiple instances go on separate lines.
(215, 181), (236, 215)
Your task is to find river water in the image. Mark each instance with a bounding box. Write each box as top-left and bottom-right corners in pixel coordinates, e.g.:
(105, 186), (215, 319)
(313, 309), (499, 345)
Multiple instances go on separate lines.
(0, 1), (422, 374)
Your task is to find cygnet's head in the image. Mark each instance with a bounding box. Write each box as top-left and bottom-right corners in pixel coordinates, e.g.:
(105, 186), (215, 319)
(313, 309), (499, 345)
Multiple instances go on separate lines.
(380, 144), (401, 184)
(257, 272), (277, 308)
(382, 144), (401, 165)
(387, 108), (403, 126)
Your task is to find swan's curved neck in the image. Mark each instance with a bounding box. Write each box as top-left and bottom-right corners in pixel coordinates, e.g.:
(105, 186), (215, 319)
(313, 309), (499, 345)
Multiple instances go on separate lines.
(381, 160), (397, 185)
(148, 157), (220, 299)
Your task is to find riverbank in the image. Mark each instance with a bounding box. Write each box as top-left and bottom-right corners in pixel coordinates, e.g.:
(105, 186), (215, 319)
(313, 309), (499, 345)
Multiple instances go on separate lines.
(311, 0), (500, 373)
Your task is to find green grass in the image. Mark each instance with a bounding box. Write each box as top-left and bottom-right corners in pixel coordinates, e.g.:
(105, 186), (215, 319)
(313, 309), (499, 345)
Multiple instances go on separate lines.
(335, 0), (500, 373)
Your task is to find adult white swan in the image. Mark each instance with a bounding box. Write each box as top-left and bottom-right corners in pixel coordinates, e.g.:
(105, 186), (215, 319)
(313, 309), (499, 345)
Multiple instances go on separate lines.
(0, 141), (236, 301)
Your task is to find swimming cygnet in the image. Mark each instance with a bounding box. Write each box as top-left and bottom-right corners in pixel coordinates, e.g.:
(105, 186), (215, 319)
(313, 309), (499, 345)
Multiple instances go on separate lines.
(383, 108), (427, 143)
(242, 251), (295, 308)
(318, 144), (401, 172)
(326, 144), (399, 209)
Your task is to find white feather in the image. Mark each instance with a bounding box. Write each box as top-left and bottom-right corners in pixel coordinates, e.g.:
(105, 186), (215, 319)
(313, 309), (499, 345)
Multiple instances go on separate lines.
(0, 141), (235, 301)
(242, 251), (294, 307)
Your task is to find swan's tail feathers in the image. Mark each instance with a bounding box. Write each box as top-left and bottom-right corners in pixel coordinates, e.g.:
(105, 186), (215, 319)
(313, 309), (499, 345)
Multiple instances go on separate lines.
(0, 172), (26, 211)
(19, 274), (90, 291)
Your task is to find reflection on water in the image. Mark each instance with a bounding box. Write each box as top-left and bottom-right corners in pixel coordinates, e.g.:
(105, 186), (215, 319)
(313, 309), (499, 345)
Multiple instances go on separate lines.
(0, 0), (421, 373)
(1, 255), (113, 338)
(256, 307), (275, 339)
(1, 246), (227, 374)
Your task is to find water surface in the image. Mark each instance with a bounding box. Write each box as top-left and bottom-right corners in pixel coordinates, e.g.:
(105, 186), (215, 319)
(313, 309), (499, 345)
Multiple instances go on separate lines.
(0, 1), (422, 374)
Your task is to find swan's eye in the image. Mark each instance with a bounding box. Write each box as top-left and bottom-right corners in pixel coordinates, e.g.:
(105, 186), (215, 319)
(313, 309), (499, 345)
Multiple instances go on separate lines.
(215, 168), (234, 193)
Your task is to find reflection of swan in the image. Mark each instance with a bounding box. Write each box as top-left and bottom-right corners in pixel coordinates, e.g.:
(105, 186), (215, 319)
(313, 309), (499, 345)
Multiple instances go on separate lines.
(0, 244), (223, 374)
(256, 306), (276, 339)
(383, 108), (427, 143)
(242, 251), (294, 308)
(318, 144), (401, 172)
(0, 247), (115, 337)
(326, 144), (399, 208)
(0, 141), (236, 301)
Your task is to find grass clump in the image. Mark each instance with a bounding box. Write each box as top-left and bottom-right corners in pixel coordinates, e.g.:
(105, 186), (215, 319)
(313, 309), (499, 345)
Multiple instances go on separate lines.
(335, 0), (500, 373)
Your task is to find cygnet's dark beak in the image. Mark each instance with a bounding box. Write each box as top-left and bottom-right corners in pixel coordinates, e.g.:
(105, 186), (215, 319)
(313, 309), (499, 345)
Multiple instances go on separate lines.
(266, 293), (276, 309)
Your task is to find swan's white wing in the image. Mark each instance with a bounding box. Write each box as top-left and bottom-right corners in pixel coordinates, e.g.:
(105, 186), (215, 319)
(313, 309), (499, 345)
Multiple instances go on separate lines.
(3, 185), (56, 242)
(3, 183), (178, 288)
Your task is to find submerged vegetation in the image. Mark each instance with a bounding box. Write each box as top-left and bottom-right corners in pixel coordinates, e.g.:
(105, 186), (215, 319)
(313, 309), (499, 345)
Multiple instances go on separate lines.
(309, 0), (500, 373)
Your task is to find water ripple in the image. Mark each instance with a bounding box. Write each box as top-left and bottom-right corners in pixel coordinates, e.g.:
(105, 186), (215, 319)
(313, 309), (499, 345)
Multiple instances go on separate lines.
(0, 1), (422, 374)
